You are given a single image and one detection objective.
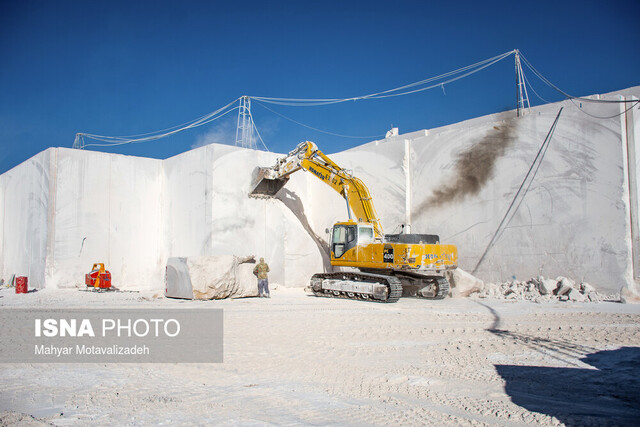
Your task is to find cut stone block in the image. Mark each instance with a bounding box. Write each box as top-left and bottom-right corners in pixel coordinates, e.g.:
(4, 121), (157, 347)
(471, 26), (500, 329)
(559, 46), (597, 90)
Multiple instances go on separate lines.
(165, 255), (259, 300)
(446, 268), (485, 297)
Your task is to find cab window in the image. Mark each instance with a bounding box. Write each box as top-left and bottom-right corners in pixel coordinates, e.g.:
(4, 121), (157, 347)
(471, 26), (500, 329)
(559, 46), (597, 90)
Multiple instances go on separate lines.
(358, 226), (374, 243)
(332, 224), (357, 258)
(332, 226), (346, 244)
(346, 226), (356, 243)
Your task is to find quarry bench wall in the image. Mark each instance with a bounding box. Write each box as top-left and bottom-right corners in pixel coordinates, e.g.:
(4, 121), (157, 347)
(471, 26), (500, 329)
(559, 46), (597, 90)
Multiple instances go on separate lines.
(1, 88), (638, 294)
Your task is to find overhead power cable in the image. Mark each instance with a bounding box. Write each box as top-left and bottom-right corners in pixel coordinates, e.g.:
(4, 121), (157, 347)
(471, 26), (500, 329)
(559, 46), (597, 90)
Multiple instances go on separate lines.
(254, 100), (385, 139)
(518, 53), (640, 119)
(521, 67), (552, 104)
(569, 97), (639, 120)
(519, 54), (637, 105)
(251, 50), (516, 106)
(75, 98), (241, 148)
(75, 51), (516, 148)
(74, 49), (636, 151)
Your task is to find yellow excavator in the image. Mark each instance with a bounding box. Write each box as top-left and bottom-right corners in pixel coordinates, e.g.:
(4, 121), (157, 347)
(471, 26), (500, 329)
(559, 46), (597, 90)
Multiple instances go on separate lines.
(250, 141), (458, 303)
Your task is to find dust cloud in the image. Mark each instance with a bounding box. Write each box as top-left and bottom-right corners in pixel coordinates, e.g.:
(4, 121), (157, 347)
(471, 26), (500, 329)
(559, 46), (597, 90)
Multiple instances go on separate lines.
(417, 122), (516, 211)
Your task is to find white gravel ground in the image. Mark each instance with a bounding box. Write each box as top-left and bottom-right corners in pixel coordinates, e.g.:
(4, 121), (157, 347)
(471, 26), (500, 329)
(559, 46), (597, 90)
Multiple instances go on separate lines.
(1, 287), (639, 426)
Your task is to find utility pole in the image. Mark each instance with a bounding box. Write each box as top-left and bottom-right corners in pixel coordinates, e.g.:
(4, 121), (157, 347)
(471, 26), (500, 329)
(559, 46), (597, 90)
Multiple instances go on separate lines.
(235, 96), (256, 149)
(515, 50), (531, 117)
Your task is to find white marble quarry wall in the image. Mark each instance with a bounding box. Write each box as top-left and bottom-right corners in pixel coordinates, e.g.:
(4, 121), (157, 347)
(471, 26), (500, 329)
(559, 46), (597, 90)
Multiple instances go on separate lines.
(622, 95), (640, 286)
(280, 90), (639, 294)
(0, 143), (326, 291)
(0, 148), (165, 290)
(1, 88), (638, 294)
(162, 143), (324, 288)
(406, 102), (630, 293)
(0, 149), (52, 289)
(46, 148), (164, 289)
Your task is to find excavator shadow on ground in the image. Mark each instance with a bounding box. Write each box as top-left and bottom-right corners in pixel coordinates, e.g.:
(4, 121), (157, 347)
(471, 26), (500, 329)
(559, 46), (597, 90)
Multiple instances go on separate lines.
(476, 301), (640, 424)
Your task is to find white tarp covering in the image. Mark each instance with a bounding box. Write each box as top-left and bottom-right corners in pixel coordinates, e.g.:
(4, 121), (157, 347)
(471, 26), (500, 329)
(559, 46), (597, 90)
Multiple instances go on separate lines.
(1, 87), (639, 295)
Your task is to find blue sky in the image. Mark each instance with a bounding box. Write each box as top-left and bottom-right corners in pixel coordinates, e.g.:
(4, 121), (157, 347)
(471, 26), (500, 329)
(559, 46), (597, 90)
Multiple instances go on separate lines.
(1, 0), (638, 174)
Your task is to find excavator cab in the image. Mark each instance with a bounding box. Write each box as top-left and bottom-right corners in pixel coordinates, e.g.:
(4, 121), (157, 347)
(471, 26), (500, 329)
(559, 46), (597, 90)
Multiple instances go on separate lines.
(331, 222), (375, 258)
(331, 223), (356, 258)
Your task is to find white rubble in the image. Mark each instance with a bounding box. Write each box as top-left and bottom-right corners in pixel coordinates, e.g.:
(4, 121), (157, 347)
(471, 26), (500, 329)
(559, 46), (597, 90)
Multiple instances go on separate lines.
(555, 277), (574, 296)
(536, 277), (558, 295)
(472, 274), (616, 302)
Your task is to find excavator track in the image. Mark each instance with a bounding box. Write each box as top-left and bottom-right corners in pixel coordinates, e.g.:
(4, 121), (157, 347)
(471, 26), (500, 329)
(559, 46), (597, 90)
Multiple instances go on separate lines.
(310, 272), (402, 303)
(424, 276), (450, 300)
(391, 273), (451, 300)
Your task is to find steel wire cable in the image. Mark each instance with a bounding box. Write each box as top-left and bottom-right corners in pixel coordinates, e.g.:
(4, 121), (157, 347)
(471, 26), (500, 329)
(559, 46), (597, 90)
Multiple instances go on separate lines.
(252, 50), (516, 106)
(79, 99), (241, 147)
(254, 100), (385, 139)
(82, 103), (240, 147)
(75, 49), (637, 150)
(519, 54), (637, 104)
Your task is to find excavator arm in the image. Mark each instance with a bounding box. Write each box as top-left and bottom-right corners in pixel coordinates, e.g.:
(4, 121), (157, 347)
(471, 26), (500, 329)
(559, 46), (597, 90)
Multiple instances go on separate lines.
(250, 141), (384, 238)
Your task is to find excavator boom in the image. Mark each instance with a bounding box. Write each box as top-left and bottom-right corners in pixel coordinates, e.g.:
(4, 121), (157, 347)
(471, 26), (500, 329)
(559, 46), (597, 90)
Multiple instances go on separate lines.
(251, 141), (384, 238)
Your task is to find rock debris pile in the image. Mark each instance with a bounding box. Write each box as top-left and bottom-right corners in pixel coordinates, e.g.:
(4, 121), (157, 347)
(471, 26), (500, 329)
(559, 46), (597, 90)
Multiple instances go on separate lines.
(478, 277), (618, 302)
(447, 269), (618, 302)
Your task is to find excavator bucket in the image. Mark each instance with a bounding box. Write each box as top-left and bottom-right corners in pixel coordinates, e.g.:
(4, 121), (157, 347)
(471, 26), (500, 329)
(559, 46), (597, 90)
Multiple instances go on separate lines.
(249, 167), (289, 198)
